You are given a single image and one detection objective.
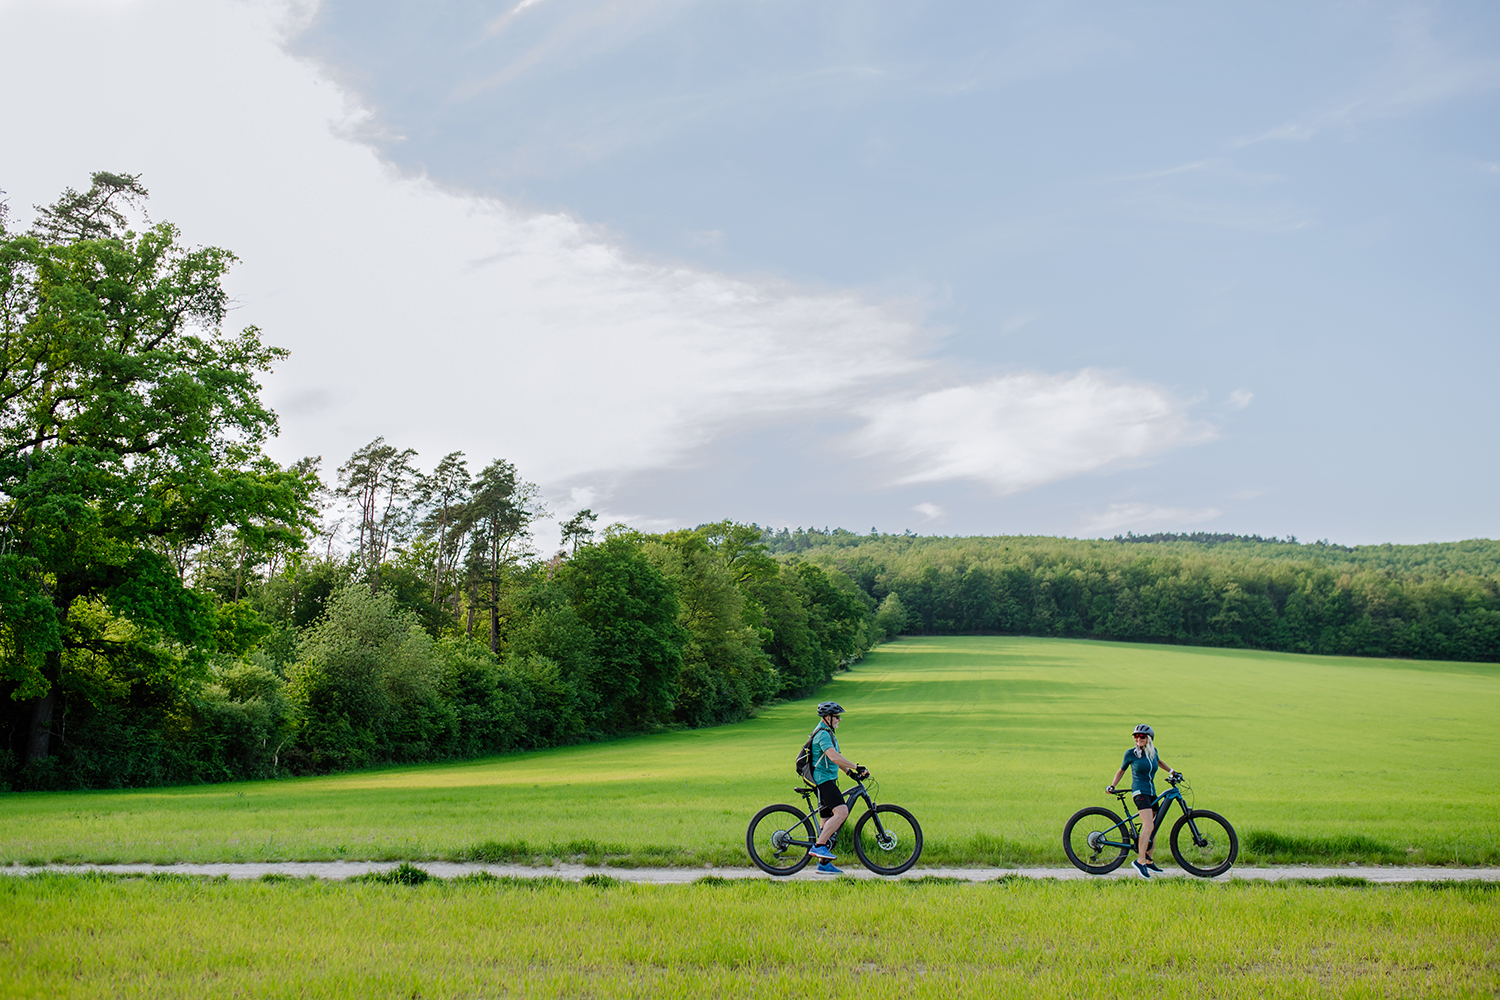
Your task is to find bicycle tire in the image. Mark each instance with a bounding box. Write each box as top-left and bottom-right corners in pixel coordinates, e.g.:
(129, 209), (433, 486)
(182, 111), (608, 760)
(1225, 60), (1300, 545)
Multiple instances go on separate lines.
(746, 804), (817, 875)
(1062, 806), (1130, 875)
(852, 804), (923, 875)
(1169, 809), (1237, 877)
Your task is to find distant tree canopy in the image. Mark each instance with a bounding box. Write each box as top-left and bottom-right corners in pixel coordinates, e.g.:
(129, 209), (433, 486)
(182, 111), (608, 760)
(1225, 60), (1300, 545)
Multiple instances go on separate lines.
(776, 532), (1500, 663)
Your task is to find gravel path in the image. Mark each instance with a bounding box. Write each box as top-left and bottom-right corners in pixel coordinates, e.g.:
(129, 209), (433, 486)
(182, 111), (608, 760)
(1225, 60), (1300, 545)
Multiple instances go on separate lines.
(4, 862), (1497, 883)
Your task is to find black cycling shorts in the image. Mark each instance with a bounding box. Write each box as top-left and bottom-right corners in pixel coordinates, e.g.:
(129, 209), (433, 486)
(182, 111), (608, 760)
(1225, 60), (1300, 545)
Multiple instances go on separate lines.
(816, 780), (843, 818)
(1134, 794), (1157, 812)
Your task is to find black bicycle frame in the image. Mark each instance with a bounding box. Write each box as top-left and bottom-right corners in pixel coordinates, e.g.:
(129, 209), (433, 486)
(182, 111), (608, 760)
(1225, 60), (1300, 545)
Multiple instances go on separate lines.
(1103, 785), (1190, 853)
(783, 781), (878, 846)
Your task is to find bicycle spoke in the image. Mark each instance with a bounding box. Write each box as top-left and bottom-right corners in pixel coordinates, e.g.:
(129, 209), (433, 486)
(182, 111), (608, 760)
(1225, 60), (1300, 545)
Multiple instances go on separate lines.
(853, 805), (923, 876)
(1062, 806), (1129, 875)
(745, 805), (816, 876)
(1170, 810), (1238, 877)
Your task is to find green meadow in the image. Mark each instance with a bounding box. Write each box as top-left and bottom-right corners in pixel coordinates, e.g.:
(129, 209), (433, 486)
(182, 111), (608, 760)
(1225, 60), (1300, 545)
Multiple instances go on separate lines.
(3, 637), (1497, 867)
(2, 874), (1497, 998)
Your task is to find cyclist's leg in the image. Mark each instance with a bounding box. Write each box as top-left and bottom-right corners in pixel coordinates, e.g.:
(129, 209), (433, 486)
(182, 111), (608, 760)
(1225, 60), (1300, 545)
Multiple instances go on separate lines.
(816, 804), (849, 845)
(814, 780), (848, 847)
(1133, 794), (1155, 863)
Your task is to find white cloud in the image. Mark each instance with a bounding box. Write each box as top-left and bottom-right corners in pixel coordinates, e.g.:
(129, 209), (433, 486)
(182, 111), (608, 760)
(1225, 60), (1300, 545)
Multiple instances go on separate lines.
(911, 502), (946, 523)
(0, 0), (922, 489)
(1112, 159), (1310, 233)
(1080, 503), (1222, 536)
(998, 313), (1036, 336)
(1234, 9), (1500, 147)
(0, 0), (1225, 526)
(852, 371), (1214, 495)
(1227, 388), (1254, 410)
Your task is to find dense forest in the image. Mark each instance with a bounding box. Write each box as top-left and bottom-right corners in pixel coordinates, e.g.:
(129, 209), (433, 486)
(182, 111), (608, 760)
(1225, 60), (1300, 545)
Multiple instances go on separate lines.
(770, 529), (1500, 663)
(0, 175), (875, 791)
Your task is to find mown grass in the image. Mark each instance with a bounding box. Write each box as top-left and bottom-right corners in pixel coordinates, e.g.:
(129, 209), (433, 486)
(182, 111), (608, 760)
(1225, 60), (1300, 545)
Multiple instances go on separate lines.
(2, 637), (1496, 867)
(1, 873), (1496, 998)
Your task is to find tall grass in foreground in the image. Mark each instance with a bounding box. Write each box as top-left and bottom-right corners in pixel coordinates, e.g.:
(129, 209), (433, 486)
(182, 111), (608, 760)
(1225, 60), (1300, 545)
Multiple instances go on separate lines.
(2, 874), (1496, 999)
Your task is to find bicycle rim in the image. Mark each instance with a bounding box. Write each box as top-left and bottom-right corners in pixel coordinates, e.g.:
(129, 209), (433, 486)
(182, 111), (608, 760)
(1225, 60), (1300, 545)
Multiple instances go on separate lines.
(852, 804), (922, 876)
(745, 804), (816, 875)
(1170, 809), (1238, 877)
(1062, 807), (1129, 875)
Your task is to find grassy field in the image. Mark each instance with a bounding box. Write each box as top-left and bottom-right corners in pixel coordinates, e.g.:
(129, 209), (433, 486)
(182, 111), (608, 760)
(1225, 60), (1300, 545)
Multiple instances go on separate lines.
(3, 637), (1497, 867)
(2, 873), (1496, 998)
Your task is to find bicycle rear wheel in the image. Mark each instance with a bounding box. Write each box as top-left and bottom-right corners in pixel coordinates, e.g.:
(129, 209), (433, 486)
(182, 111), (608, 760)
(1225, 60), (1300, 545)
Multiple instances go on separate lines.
(746, 804), (817, 875)
(1170, 809), (1237, 877)
(852, 804), (922, 875)
(1062, 806), (1130, 874)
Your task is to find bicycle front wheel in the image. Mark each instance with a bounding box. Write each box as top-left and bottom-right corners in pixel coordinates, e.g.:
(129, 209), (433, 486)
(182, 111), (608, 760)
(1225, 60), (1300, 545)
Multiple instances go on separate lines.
(852, 804), (923, 875)
(1062, 806), (1129, 874)
(746, 804), (817, 875)
(1170, 809), (1238, 877)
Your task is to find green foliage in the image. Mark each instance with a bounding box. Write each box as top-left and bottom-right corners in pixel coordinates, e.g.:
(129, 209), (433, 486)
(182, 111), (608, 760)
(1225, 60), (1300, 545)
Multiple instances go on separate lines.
(873, 591), (909, 642)
(556, 531), (687, 731)
(644, 530), (774, 727)
(285, 585), (457, 771)
(0, 175), (315, 771)
(784, 533), (1500, 662)
(355, 862), (431, 886)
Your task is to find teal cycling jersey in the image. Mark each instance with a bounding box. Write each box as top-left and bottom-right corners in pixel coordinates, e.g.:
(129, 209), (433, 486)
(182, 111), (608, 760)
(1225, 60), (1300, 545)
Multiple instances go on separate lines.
(811, 724), (841, 785)
(1122, 747), (1161, 798)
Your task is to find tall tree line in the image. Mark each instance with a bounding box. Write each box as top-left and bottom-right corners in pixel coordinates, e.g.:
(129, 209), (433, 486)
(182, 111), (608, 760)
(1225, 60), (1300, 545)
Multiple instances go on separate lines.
(787, 532), (1500, 662)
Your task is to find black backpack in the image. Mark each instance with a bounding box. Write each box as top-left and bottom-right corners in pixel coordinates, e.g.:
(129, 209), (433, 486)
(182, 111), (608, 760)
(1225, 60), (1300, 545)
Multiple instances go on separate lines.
(794, 725), (827, 784)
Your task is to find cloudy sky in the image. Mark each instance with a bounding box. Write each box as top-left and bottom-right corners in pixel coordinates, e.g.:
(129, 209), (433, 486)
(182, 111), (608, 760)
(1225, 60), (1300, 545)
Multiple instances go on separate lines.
(2, 0), (1496, 546)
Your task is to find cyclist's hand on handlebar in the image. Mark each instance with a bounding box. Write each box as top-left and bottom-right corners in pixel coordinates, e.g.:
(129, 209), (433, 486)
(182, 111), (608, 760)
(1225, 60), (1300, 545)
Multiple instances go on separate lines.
(1170, 771), (1183, 782)
(1105, 785), (1117, 795)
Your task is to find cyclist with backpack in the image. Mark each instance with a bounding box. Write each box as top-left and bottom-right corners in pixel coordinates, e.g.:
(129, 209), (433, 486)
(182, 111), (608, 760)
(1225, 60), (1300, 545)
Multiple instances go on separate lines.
(802, 701), (870, 875)
(1107, 723), (1181, 879)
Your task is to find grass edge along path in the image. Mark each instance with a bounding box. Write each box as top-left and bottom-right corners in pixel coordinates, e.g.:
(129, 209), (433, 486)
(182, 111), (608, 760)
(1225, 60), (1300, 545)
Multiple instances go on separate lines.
(2, 872), (1497, 999)
(2, 636), (1497, 868)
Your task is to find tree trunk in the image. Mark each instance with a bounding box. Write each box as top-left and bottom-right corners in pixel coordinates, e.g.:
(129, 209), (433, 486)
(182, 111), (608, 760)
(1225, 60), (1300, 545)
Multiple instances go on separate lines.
(465, 581), (476, 639)
(234, 537), (246, 603)
(24, 689), (56, 765)
(489, 577), (499, 653)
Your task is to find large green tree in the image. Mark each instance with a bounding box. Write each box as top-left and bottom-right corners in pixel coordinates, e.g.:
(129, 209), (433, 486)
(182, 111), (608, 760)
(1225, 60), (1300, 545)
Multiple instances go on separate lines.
(557, 530), (686, 732)
(0, 173), (314, 766)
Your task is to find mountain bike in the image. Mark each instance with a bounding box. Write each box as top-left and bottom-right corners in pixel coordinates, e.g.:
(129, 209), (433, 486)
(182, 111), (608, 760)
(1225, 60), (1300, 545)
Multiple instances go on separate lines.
(1062, 774), (1237, 877)
(746, 776), (922, 876)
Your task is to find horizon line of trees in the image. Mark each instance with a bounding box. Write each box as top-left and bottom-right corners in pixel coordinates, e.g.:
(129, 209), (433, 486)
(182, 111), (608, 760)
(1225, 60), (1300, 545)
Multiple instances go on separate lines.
(784, 534), (1500, 663)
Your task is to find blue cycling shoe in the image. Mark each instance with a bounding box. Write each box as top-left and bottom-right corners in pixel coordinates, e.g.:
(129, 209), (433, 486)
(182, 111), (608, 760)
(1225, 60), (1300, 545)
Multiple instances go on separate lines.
(815, 861), (844, 875)
(1132, 860), (1152, 879)
(808, 844), (836, 860)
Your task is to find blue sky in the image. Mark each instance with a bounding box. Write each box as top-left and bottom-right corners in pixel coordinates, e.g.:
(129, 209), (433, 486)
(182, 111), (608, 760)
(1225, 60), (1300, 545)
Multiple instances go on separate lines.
(2, 0), (1497, 545)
